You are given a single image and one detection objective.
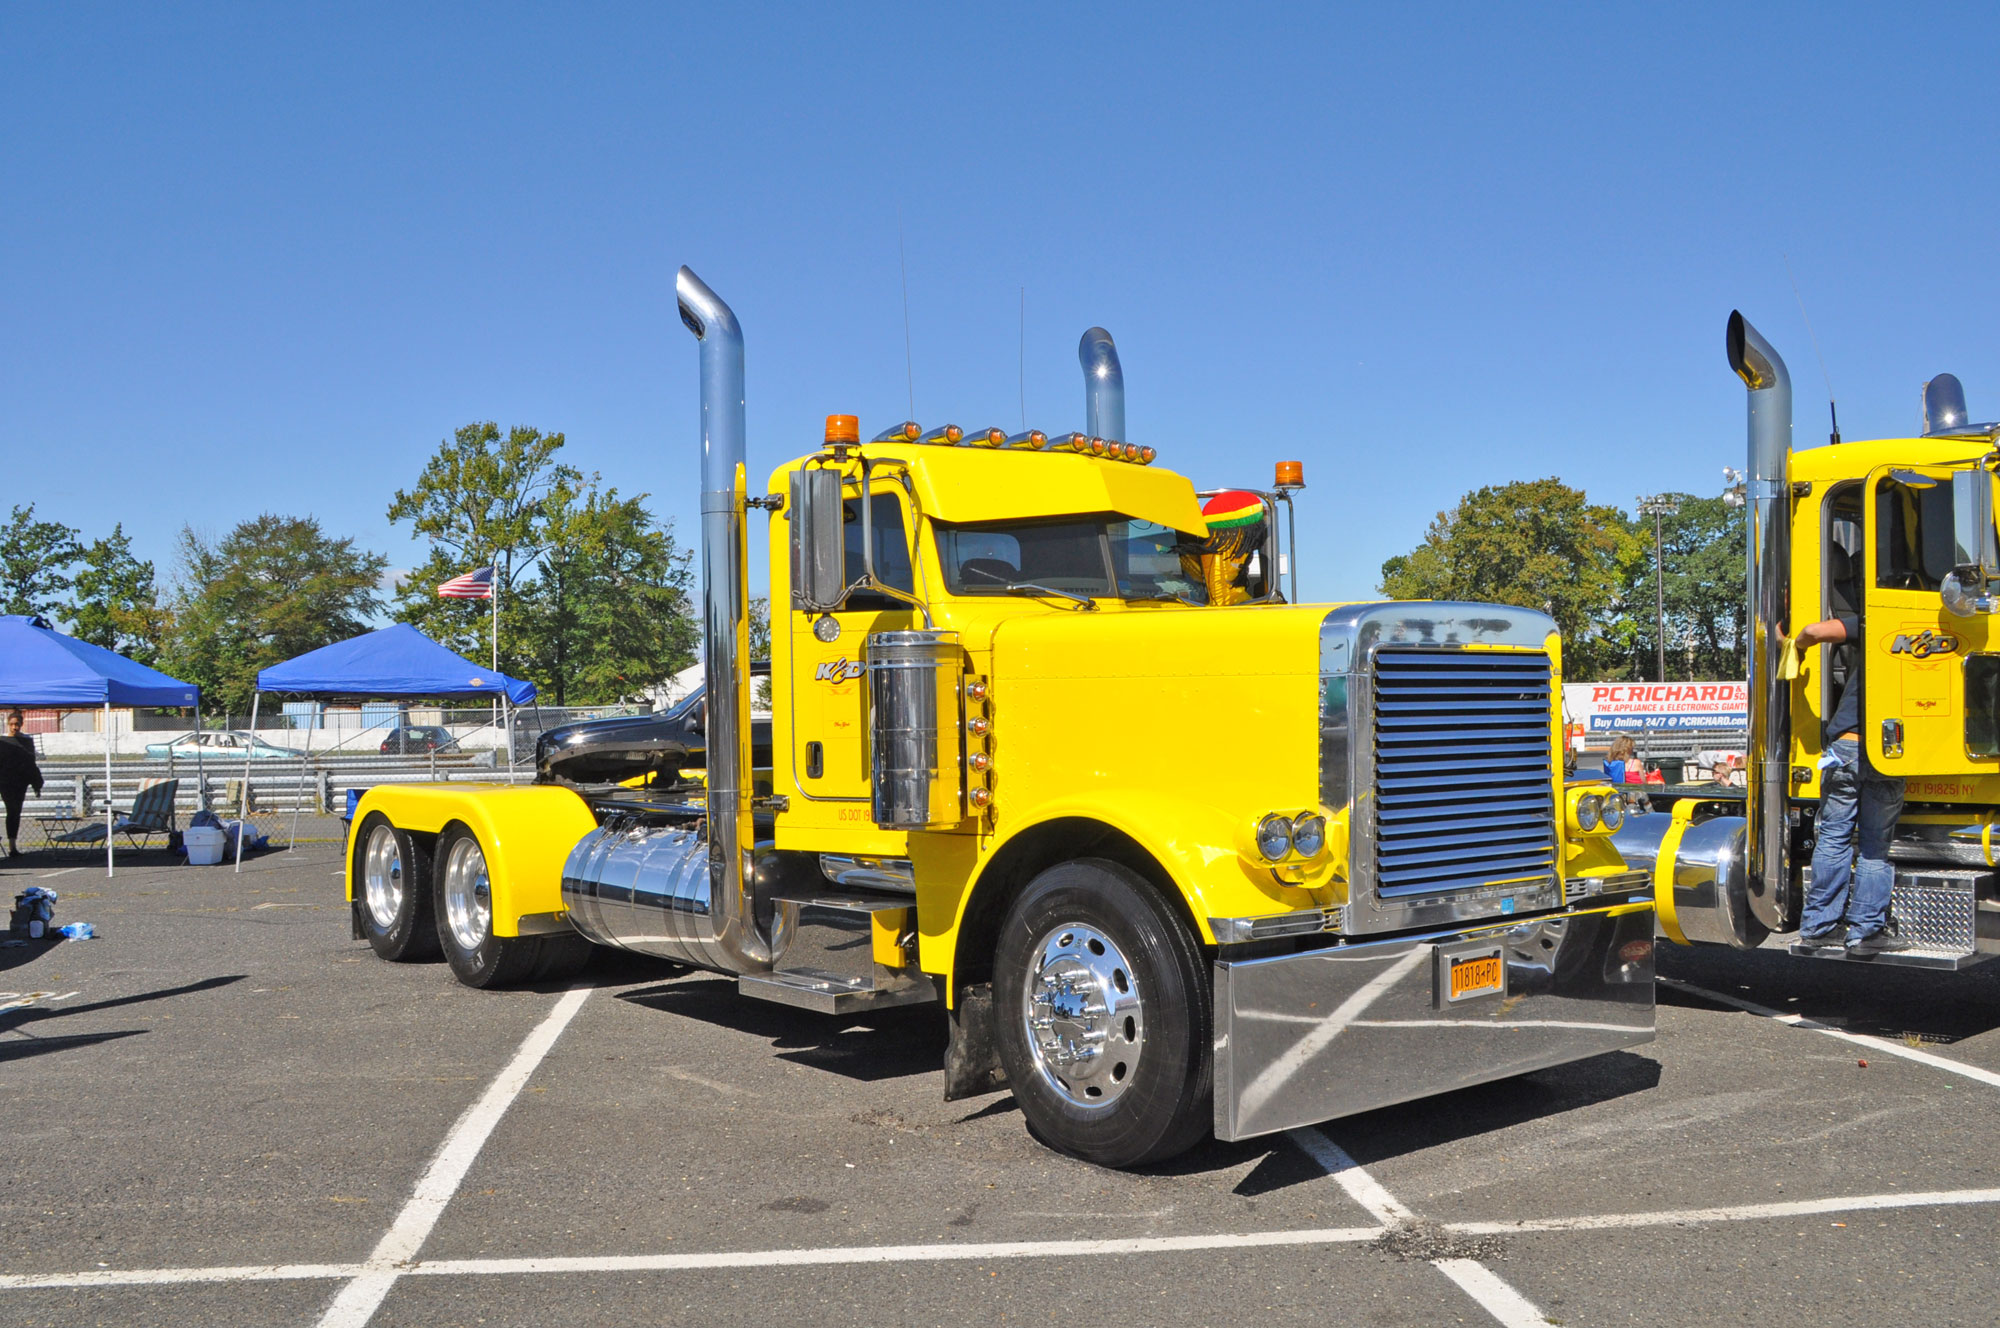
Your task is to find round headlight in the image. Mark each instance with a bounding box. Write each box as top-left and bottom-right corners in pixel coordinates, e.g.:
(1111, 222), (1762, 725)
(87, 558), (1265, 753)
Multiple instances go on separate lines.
(1291, 813), (1327, 857)
(1576, 793), (1602, 832)
(1255, 813), (1294, 861)
(1599, 795), (1624, 833)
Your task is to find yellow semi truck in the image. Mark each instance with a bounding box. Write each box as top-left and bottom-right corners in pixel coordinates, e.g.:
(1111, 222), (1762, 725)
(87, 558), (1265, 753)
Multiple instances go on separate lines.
(1612, 312), (2000, 971)
(346, 267), (1656, 1167)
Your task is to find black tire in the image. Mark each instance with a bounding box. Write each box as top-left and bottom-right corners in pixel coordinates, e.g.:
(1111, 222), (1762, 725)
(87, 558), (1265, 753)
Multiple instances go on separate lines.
(351, 812), (439, 962)
(993, 858), (1212, 1168)
(433, 825), (544, 989)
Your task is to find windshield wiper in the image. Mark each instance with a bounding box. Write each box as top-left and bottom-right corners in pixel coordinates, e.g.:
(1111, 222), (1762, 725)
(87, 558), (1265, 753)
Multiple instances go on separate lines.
(1123, 590), (1202, 606)
(1003, 582), (1098, 610)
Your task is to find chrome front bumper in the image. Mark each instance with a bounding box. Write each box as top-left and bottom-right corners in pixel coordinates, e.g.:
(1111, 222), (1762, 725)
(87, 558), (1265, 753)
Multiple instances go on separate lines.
(1213, 902), (1656, 1141)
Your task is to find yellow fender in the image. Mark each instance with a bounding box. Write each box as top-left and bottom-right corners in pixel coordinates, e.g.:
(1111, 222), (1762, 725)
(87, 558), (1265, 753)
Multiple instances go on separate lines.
(348, 784), (598, 937)
(943, 790), (1337, 962)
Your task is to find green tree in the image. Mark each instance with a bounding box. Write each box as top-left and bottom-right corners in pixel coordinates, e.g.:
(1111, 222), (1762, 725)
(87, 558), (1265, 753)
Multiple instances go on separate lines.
(69, 524), (167, 663)
(513, 476), (697, 704)
(387, 422), (577, 656)
(0, 504), (82, 617)
(390, 421), (700, 702)
(1619, 493), (1747, 681)
(1379, 477), (1642, 679)
(164, 515), (387, 715)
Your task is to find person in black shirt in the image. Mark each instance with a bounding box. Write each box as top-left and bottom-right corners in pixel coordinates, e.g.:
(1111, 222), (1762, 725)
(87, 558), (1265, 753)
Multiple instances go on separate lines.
(1, 708), (46, 858)
(1791, 611), (1910, 956)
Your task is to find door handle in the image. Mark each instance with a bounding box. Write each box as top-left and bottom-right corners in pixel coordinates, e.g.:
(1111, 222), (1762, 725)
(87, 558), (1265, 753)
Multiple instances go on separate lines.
(1881, 718), (1904, 758)
(805, 741), (823, 779)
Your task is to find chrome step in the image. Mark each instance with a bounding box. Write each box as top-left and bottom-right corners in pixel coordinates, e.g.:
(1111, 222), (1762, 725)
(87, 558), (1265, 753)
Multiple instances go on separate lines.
(737, 968), (937, 1015)
(1784, 867), (1998, 970)
(1785, 943), (1995, 971)
(735, 891), (938, 1014)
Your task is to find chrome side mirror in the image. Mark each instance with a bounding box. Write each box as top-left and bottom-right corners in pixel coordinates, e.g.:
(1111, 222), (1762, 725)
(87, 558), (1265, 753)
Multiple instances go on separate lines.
(1942, 467), (2000, 617)
(790, 467), (847, 612)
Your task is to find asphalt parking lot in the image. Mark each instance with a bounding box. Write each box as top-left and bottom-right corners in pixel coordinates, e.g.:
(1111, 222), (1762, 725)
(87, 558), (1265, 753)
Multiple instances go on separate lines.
(4, 845), (1999, 1328)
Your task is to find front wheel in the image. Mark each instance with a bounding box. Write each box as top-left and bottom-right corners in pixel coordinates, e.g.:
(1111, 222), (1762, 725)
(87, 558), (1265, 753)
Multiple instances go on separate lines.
(434, 825), (549, 989)
(353, 813), (439, 962)
(993, 859), (1213, 1168)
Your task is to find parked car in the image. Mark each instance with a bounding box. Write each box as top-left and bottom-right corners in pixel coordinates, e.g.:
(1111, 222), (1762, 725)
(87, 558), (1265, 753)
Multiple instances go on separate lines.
(380, 725), (459, 755)
(144, 731), (301, 760)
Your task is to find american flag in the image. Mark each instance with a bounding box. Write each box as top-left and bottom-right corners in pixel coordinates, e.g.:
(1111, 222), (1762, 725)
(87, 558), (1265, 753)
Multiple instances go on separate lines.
(437, 566), (495, 599)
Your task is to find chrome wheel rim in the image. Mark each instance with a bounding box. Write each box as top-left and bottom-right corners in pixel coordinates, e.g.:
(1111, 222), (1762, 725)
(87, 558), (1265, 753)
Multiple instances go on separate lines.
(1021, 922), (1145, 1108)
(362, 823), (404, 929)
(442, 836), (492, 954)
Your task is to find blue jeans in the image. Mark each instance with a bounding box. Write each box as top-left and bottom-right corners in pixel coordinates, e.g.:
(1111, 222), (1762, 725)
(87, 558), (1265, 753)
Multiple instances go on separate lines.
(1804, 736), (1905, 940)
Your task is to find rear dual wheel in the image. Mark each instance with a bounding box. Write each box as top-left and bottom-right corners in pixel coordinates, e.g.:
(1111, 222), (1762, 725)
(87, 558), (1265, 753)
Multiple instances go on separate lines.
(434, 825), (593, 988)
(354, 813), (439, 961)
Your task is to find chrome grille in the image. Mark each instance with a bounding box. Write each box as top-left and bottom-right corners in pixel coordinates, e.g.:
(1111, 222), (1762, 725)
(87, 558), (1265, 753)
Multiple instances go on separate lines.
(1371, 648), (1557, 899)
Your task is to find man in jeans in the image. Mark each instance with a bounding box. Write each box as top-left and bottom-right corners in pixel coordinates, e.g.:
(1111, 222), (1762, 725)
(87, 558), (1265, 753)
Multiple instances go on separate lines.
(1792, 613), (1911, 955)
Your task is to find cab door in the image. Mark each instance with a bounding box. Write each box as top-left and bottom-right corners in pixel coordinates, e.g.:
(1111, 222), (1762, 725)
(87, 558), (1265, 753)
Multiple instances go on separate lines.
(786, 487), (920, 816)
(1861, 463), (1993, 776)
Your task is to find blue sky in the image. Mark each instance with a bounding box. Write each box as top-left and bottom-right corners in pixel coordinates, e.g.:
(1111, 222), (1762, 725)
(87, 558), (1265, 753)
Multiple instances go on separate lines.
(5, 3), (1999, 608)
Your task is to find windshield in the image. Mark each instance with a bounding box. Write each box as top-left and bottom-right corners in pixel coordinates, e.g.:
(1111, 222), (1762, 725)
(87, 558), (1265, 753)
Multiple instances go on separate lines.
(935, 516), (1207, 603)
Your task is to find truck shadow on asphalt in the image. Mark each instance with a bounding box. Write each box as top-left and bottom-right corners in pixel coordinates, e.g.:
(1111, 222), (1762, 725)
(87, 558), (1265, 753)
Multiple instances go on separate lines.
(1659, 945), (2000, 1045)
(611, 970), (950, 1084)
(0, 973), (245, 1065)
(583, 949), (1663, 1192)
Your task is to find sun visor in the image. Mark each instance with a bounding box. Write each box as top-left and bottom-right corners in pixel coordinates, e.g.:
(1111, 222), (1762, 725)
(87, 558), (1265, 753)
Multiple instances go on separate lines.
(886, 447), (1209, 535)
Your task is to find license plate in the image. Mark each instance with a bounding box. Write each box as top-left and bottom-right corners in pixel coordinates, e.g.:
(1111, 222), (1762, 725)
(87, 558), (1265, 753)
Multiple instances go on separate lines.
(1450, 955), (1503, 1000)
(1436, 944), (1506, 1005)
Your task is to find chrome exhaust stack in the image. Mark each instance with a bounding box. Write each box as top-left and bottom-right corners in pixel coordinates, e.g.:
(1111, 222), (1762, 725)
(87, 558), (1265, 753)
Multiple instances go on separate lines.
(1924, 373), (1970, 436)
(1725, 310), (1790, 940)
(560, 267), (785, 972)
(1079, 326), (1125, 443)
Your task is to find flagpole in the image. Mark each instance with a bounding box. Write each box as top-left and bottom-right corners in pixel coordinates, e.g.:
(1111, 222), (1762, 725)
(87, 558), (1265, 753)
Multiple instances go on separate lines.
(491, 559), (501, 733)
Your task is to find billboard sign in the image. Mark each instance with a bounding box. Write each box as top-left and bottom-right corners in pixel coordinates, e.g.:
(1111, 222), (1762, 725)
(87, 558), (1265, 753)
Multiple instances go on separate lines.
(1562, 681), (1748, 733)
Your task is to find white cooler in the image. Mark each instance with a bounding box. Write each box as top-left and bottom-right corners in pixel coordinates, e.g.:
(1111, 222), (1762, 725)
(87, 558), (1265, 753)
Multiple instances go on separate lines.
(183, 825), (227, 865)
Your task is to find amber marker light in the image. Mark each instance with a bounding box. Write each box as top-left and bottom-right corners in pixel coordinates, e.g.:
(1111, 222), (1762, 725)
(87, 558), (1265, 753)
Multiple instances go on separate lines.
(1138, 446), (1156, 464)
(968, 788), (993, 809)
(1275, 460), (1305, 488)
(1048, 432), (1088, 453)
(1006, 429), (1047, 450)
(824, 415), (860, 446)
(1088, 437), (1110, 456)
(920, 424), (964, 445)
(967, 426), (1006, 447)
(1120, 442), (1142, 462)
(873, 421), (922, 443)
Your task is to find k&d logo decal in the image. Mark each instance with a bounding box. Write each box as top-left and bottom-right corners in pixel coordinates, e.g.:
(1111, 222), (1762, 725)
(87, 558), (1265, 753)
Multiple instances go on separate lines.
(1890, 630), (1959, 659)
(814, 658), (865, 683)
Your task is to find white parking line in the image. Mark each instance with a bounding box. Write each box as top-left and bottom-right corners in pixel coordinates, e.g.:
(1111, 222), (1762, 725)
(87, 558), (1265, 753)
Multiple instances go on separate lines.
(37, 867), (80, 879)
(7, 1183), (2000, 1293)
(313, 985), (592, 1327)
(1449, 1185), (2000, 1234)
(1287, 1128), (1549, 1327)
(1662, 977), (2000, 1090)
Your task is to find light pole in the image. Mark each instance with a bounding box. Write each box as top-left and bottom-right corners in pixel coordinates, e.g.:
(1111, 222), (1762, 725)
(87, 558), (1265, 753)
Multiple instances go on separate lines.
(1637, 494), (1681, 682)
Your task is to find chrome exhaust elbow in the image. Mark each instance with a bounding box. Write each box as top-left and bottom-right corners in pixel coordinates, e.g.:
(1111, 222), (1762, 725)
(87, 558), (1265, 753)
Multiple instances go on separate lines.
(1079, 326), (1125, 444)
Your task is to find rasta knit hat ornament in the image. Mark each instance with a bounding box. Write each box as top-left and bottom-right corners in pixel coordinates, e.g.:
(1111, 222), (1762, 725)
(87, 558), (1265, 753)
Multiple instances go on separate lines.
(1201, 490), (1264, 530)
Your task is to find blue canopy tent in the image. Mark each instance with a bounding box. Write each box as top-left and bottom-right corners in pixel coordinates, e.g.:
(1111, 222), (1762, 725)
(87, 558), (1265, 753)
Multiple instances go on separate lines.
(240, 625), (537, 869)
(0, 614), (201, 875)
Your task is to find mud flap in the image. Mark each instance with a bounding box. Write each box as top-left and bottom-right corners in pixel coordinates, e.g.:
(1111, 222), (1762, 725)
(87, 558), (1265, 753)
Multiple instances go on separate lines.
(943, 982), (1008, 1100)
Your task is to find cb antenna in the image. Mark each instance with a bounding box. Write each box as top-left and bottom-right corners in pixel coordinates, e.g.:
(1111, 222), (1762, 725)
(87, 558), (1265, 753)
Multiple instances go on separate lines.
(1784, 252), (1840, 445)
(898, 204), (916, 420)
(1018, 287), (1026, 430)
